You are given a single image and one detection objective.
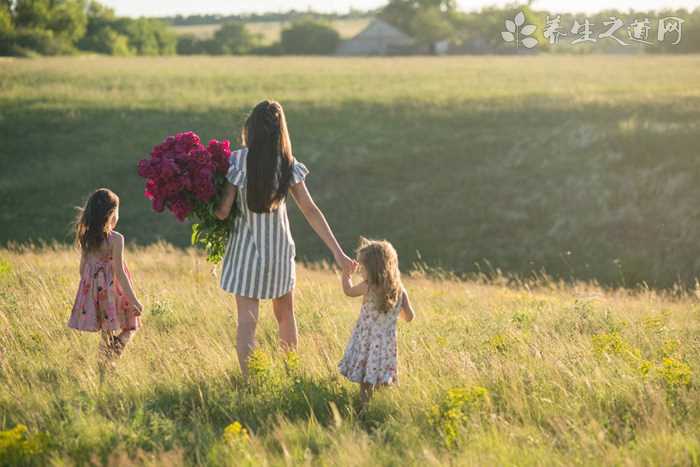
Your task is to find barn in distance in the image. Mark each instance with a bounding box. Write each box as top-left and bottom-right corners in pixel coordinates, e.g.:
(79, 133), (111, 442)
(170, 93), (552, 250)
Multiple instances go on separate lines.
(336, 18), (415, 55)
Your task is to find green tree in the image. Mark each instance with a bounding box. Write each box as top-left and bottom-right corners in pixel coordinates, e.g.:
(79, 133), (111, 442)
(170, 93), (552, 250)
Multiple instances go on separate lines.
(0, 3), (12, 33)
(14, 0), (51, 29)
(380, 0), (457, 36)
(0, 3), (14, 55)
(81, 25), (131, 54)
(121, 18), (175, 55)
(212, 21), (260, 54)
(280, 19), (340, 55)
(48, 0), (87, 43)
(452, 6), (546, 53)
(176, 34), (202, 54)
(410, 7), (455, 46)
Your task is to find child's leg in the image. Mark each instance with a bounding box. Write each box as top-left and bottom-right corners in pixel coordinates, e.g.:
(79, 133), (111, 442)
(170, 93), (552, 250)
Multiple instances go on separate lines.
(114, 329), (137, 355)
(360, 382), (374, 406)
(235, 295), (260, 379)
(98, 331), (116, 360)
(272, 291), (297, 351)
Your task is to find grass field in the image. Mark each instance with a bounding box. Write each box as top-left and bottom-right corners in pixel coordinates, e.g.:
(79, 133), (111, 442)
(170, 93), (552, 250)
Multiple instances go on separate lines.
(1, 55), (699, 289)
(171, 19), (371, 44)
(0, 245), (698, 465)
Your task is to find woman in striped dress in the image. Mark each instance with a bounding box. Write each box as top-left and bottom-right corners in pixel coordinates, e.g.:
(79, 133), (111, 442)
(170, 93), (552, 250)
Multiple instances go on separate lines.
(215, 100), (355, 377)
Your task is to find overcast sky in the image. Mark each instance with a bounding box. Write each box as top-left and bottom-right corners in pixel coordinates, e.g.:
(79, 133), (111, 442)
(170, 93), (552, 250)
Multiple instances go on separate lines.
(100, 0), (700, 17)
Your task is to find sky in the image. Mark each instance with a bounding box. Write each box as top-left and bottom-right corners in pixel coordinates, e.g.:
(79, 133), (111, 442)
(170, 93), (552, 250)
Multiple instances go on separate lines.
(101, 0), (700, 17)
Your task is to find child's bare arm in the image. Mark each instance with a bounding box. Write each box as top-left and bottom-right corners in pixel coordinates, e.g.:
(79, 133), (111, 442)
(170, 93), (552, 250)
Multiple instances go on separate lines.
(399, 289), (415, 322)
(110, 233), (142, 314)
(79, 252), (85, 275)
(215, 183), (237, 220)
(342, 271), (368, 297)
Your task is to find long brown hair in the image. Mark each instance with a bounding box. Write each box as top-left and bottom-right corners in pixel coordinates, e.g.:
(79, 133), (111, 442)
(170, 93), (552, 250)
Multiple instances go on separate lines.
(74, 188), (119, 254)
(357, 237), (403, 313)
(242, 100), (294, 213)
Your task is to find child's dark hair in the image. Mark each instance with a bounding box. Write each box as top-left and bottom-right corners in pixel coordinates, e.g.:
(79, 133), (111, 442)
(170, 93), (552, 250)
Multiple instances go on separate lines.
(74, 188), (119, 253)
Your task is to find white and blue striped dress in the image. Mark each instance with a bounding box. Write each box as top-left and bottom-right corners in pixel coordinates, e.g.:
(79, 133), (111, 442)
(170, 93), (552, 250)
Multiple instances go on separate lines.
(220, 148), (309, 299)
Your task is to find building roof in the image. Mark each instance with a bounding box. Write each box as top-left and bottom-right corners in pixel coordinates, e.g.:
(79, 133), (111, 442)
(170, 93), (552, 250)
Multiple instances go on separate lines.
(336, 18), (414, 55)
(352, 18), (414, 44)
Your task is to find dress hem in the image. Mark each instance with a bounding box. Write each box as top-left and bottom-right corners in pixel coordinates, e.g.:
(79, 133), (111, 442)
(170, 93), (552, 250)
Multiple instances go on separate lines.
(220, 281), (295, 300)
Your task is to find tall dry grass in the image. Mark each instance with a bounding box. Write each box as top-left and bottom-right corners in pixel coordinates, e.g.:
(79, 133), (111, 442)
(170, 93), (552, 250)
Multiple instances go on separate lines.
(1, 244), (698, 465)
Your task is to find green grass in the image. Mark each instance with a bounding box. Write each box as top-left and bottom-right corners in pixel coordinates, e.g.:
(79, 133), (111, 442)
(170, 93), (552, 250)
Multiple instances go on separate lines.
(1, 245), (699, 465)
(171, 19), (371, 44)
(1, 56), (700, 287)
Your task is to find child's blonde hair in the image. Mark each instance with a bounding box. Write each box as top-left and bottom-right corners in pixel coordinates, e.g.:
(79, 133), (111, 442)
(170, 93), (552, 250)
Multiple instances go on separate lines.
(356, 237), (402, 313)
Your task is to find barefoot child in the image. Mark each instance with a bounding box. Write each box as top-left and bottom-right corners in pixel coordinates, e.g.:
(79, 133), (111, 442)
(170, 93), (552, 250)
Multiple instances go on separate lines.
(338, 238), (415, 405)
(68, 188), (143, 360)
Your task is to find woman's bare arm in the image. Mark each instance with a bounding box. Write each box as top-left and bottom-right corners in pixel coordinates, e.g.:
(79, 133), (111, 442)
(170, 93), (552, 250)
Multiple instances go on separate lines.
(110, 232), (142, 314)
(399, 289), (415, 322)
(290, 181), (354, 272)
(215, 183), (237, 220)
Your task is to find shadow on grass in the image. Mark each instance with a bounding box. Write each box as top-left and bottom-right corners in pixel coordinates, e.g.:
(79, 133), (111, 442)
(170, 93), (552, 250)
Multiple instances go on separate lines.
(3, 97), (700, 287)
(81, 371), (398, 464)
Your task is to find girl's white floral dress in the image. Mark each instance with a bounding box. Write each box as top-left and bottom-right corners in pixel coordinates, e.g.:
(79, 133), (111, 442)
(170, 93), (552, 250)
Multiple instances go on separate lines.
(339, 289), (405, 385)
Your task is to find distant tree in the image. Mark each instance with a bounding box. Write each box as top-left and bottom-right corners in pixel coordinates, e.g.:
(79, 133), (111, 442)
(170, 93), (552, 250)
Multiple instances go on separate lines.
(380, 0), (457, 36)
(452, 6), (545, 54)
(48, 0), (87, 43)
(11, 0), (86, 53)
(15, 0), (87, 42)
(212, 21), (260, 54)
(410, 8), (454, 47)
(176, 34), (203, 54)
(0, 3), (14, 55)
(0, 3), (12, 33)
(648, 8), (700, 54)
(122, 18), (175, 55)
(13, 0), (51, 30)
(280, 19), (340, 54)
(81, 25), (131, 54)
(79, 1), (134, 55)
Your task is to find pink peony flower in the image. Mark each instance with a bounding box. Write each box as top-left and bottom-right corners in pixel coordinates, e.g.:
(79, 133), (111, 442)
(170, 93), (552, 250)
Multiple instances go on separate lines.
(208, 139), (232, 174)
(169, 196), (192, 222)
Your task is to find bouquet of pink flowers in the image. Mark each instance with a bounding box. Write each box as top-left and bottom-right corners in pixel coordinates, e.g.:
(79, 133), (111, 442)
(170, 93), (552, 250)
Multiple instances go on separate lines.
(137, 131), (235, 263)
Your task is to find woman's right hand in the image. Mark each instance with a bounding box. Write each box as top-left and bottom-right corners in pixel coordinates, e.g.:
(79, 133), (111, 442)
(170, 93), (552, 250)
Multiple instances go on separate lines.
(132, 300), (143, 316)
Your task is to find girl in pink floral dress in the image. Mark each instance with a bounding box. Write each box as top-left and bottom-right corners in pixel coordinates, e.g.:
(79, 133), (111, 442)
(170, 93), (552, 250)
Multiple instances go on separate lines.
(339, 238), (415, 405)
(68, 188), (143, 360)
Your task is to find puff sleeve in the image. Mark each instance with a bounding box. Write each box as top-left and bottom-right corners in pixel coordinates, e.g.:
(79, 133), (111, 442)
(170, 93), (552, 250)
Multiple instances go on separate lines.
(226, 149), (246, 187)
(290, 159), (309, 185)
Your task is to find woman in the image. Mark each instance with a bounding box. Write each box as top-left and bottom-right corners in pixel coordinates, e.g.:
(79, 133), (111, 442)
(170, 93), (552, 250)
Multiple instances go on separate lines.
(215, 100), (354, 377)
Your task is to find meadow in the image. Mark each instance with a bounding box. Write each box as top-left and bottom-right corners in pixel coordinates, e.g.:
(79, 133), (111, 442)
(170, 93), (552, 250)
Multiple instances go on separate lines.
(0, 244), (698, 465)
(1, 55), (699, 464)
(1, 55), (699, 287)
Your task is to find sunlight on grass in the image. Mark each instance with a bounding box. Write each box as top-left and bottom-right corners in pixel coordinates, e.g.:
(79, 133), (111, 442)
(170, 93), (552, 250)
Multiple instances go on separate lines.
(0, 244), (698, 465)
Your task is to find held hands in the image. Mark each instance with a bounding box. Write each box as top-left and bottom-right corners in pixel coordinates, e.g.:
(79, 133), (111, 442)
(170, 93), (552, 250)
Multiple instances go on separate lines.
(335, 252), (358, 276)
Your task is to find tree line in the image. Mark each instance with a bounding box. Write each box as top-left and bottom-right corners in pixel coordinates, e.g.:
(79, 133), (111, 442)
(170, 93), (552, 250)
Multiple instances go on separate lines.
(0, 1), (175, 56)
(1, 0), (698, 57)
